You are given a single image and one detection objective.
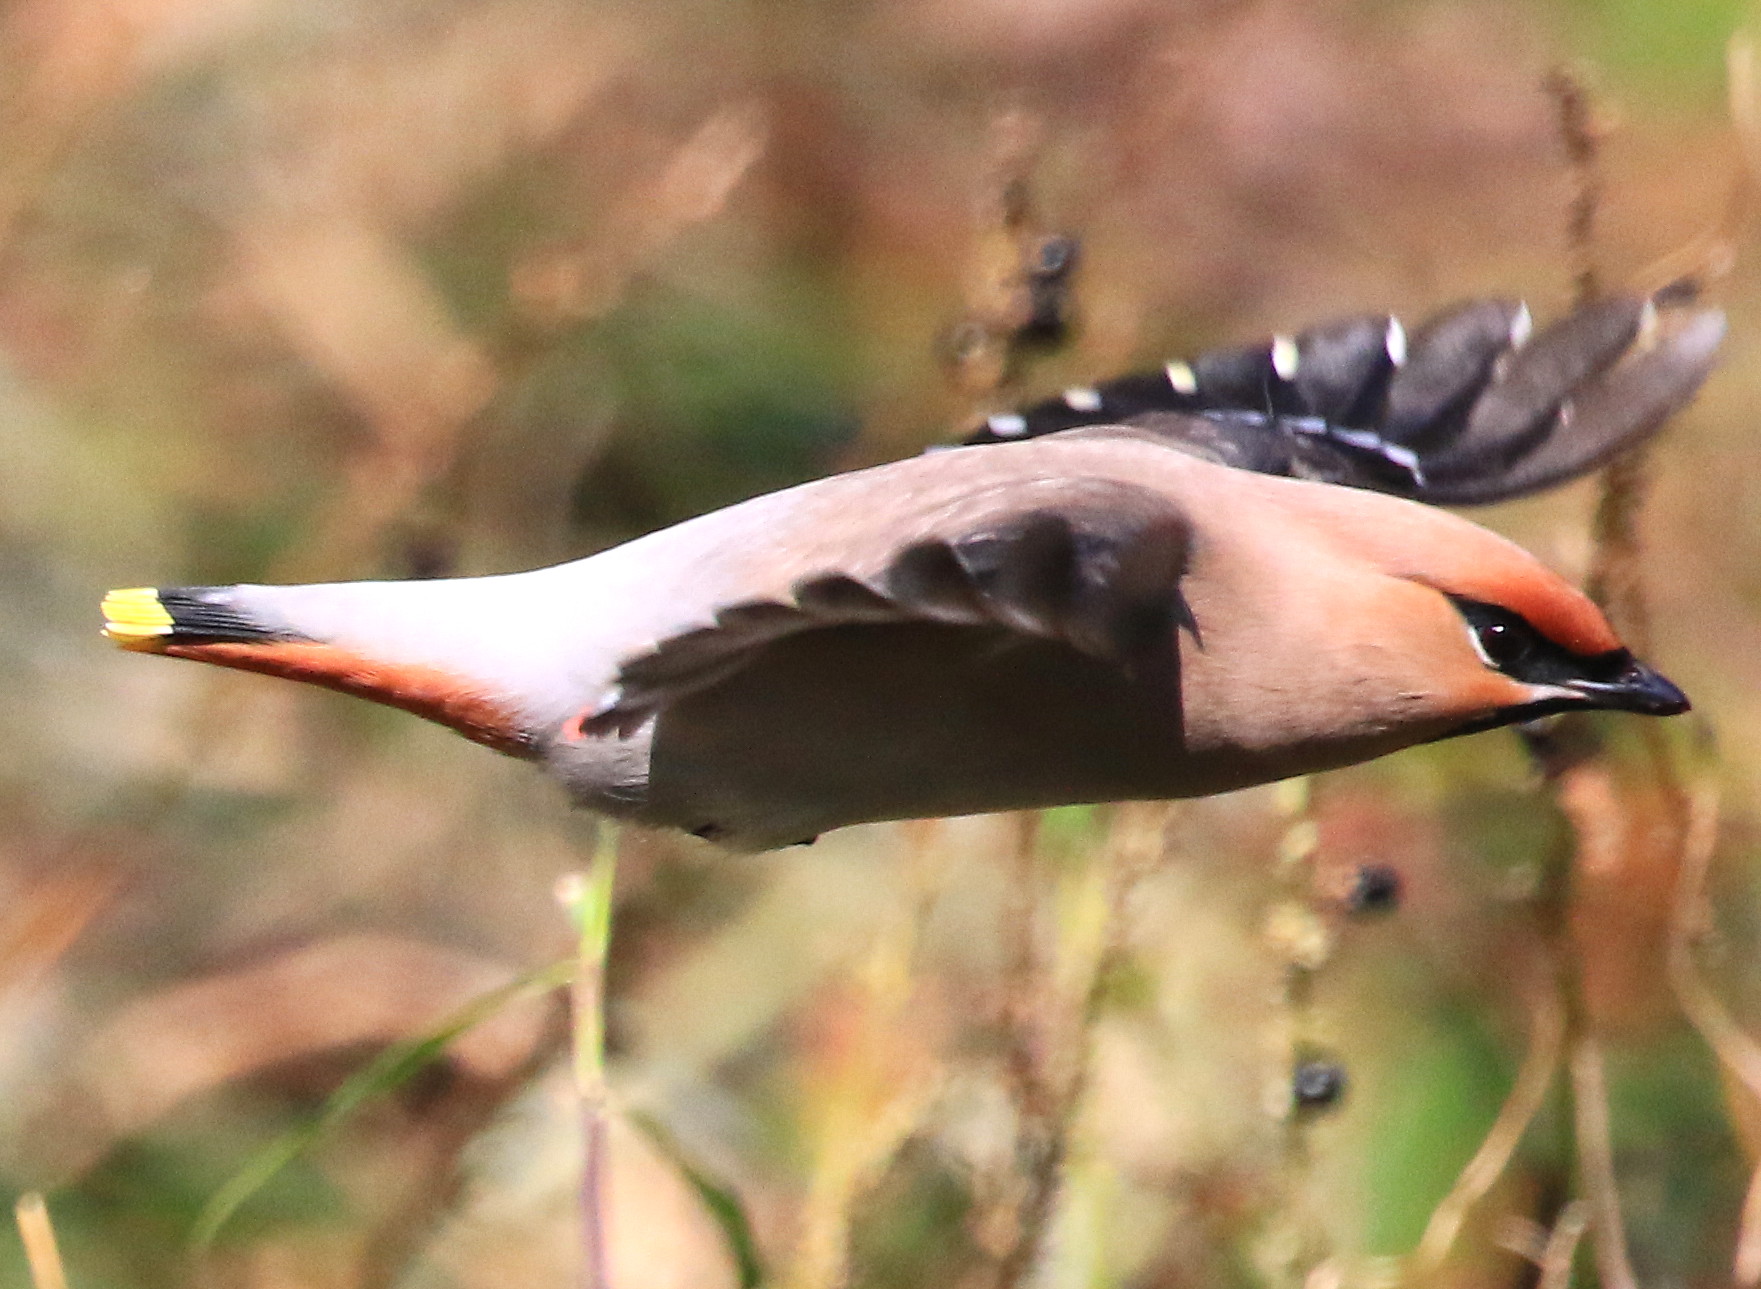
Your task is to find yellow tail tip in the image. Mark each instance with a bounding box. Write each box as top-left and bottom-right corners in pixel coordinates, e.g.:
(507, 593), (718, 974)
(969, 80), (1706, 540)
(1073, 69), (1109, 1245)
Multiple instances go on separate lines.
(101, 587), (174, 648)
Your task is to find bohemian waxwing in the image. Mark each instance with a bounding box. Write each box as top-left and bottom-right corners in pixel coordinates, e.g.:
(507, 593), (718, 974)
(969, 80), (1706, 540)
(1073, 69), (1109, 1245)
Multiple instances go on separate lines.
(103, 289), (1721, 850)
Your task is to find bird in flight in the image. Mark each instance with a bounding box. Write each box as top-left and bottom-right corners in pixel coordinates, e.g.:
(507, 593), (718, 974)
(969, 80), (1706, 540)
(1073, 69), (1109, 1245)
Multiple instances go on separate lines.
(103, 288), (1721, 850)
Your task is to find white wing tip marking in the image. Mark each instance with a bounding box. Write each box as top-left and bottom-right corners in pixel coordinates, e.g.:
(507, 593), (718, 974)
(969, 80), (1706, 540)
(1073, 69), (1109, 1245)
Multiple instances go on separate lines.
(1510, 301), (1533, 349)
(1385, 316), (1407, 367)
(1634, 295), (1660, 352)
(1270, 334), (1300, 380)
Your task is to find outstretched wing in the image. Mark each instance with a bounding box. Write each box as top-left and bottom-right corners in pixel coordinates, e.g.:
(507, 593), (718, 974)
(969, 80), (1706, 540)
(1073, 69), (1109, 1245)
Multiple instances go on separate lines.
(961, 289), (1724, 505)
(583, 476), (1191, 736)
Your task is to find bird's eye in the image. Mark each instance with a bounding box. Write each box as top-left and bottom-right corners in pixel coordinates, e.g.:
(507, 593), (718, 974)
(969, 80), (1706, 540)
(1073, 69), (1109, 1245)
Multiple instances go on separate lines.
(1473, 617), (1534, 671)
(1449, 597), (1548, 677)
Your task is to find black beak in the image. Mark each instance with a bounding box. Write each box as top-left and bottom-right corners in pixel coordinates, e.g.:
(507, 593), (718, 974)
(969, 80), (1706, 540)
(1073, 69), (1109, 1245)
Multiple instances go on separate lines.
(1567, 657), (1690, 716)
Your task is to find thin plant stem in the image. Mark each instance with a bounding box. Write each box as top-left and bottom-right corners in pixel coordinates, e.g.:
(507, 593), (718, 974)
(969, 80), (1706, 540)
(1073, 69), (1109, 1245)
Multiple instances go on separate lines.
(1658, 758), (1761, 1285)
(1540, 64), (1646, 1284)
(1543, 64), (1604, 309)
(1545, 757), (1639, 1287)
(991, 803), (1170, 1289)
(559, 833), (620, 1289)
(1568, 1033), (1636, 1289)
(1409, 974), (1565, 1276)
(1266, 775), (1332, 1286)
(1734, 1162), (1761, 1286)
(1636, 32), (1756, 294)
(783, 820), (947, 1289)
(1536, 1201), (1592, 1289)
(14, 1194), (70, 1289)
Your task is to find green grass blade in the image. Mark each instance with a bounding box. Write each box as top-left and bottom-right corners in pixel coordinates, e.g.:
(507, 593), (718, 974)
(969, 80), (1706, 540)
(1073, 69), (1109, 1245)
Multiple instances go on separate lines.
(188, 957), (575, 1257)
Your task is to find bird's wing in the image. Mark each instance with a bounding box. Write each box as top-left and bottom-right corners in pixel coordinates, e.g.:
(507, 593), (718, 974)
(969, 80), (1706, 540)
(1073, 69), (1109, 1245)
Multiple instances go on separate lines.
(583, 473), (1191, 736)
(961, 289), (1724, 505)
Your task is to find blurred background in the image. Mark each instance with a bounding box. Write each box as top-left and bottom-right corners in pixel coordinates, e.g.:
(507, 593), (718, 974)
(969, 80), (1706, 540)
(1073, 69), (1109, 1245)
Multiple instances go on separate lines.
(0, 0), (1758, 1284)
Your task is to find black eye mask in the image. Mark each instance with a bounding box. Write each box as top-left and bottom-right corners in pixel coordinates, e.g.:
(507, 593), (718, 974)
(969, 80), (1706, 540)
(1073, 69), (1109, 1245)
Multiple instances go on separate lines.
(1434, 595), (1687, 739)
(1447, 595), (1636, 689)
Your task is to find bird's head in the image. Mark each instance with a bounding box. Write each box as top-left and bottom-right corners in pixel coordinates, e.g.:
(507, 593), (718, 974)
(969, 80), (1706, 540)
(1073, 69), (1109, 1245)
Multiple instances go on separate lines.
(1188, 472), (1688, 764)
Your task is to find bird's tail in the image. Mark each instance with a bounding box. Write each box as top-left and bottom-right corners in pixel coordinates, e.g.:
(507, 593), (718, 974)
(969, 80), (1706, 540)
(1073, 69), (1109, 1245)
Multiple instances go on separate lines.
(101, 585), (284, 650)
(100, 580), (547, 756)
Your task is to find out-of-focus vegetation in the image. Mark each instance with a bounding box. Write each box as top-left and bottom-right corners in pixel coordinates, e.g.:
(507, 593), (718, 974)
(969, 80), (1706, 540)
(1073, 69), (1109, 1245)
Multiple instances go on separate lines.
(0, 0), (1758, 1285)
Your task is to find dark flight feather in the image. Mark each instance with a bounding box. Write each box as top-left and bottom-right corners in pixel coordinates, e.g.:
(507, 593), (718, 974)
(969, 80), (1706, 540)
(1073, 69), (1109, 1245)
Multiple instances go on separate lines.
(960, 289), (1724, 506)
